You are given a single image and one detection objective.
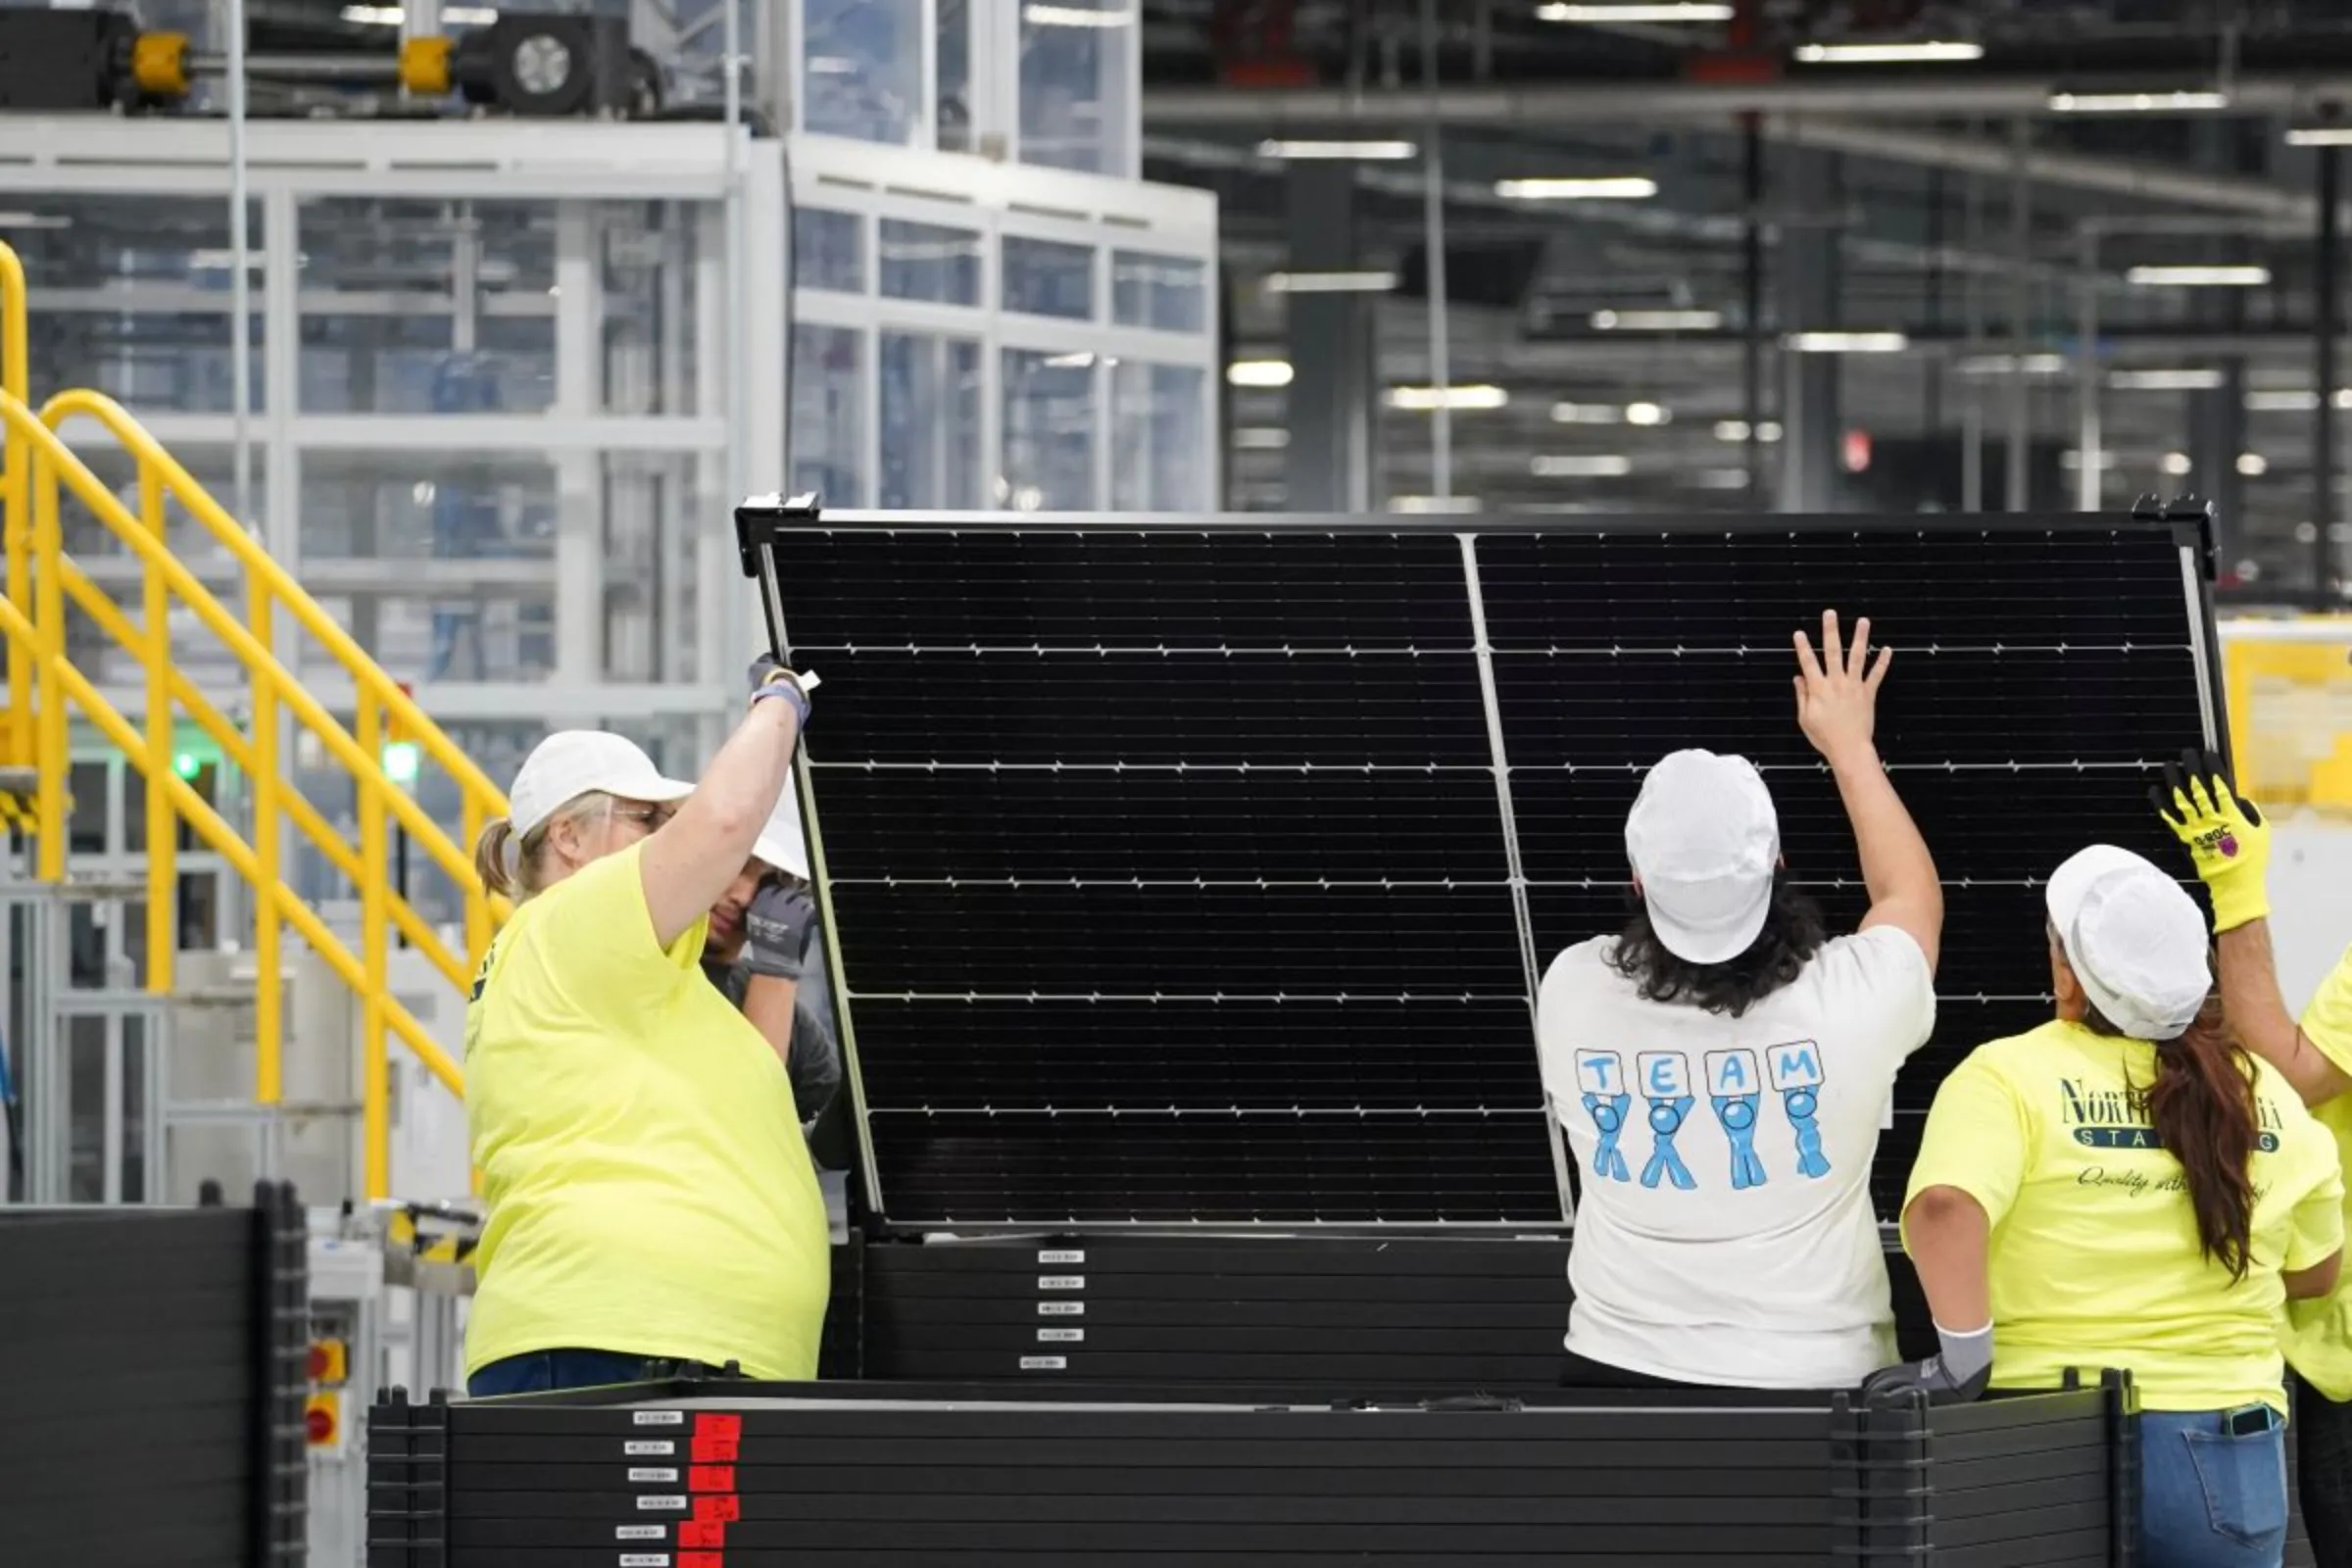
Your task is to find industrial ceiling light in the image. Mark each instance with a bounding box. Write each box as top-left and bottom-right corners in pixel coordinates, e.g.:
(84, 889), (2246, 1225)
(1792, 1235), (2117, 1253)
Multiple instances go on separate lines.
(1794, 40), (1983, 64)
(2288, 125), (2352, 146)
(1551, 402), (1625, 424)
(1495, 177), (1659, 200)
(1227, 360), (1295, 388)
(1783, 331), (1909, 353)
(1390, 494), (1484, 513)
(1956, 352), (2068, 375)
(1539, 2), (1735, 20)
(2237, 452), (2270, 476)
(1591, 308), (1723, 330)
(1257, 139), (1417, 160)
(2049, 89), (2230, 114)
(1714, 418), (1783, 442)
(1624, 402), (1670, 425)
(2244, 389), (2352, 411)
(1022, 4), (1133, 24)
(1532, 455), (1636, 477)
(1386, 384), (1511, 411)
(2162, 452), (2193, 476)
(2109, 368), (2226, 391)
(1263, 270), (1399, 294)
(2126, 265), (2271, 287)
(1234, 428), (1291, 450)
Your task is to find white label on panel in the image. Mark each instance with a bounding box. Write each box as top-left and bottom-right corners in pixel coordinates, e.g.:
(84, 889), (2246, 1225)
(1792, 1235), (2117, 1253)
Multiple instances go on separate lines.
(637, 1495), (688, 1512)
(1020, 1355), (1068, 1370)
(632, 1410), (685, 1427)
(623, 1441), (674, 1457)
(1038, 1300), (1084, 1316)
(627, 1468), (678, 1484)
(1037, 1275), (1086, 1291)
(619, 1556), (671, 1567)
(1038, 1328), (1085, 1344)
(1038, 1250), (1085, 1265)
(615, 1526), (666, 1542)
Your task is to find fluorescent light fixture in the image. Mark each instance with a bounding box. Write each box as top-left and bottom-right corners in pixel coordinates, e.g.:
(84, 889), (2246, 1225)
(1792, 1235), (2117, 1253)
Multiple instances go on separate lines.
(1532, 454), (1635, 478)
(2127, 265), (2271, 287)
(2060, 449), (2121, 470)
(2109, 368), (2226, 391)
(1714, 418), (1783, 442)
(1386, 384), (1511, 411)
(1551, 403), (1624, 424)
(1689, 467), (1753, 489)
(1592, 308), (1723, 330)
(1263, 270), (1399, 294)
(341, 3), (494, 21)
(1043, 352), (1101, 368)
(1539, 2), (1734, 20)
(1784, 331), (1908, 353)
(1023, 4), (1132, 24)
(2245, 388), (2352, 412)
(2288, 125), (2352, 146)
(0, 211), (71, 229)
(2050, 89), (2230, 114)
(2238, 452), (2270, 476)
(1496, 176), (1659, 200)
(1624, 401), (1670, 426)
(1226, 359), (1294, 388)
(2161, 452), (2193, 476)
(1795, 40), (1983, 64)
(1258, 138), (1417, 160)
(1390, 494), (1484, 514)
(1956, 352), (2068, 376)
(1234, 427), (1292, 451)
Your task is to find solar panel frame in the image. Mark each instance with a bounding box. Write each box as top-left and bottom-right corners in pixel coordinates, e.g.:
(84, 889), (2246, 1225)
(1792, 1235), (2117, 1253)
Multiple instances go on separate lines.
(738, 501), (2227, 1236)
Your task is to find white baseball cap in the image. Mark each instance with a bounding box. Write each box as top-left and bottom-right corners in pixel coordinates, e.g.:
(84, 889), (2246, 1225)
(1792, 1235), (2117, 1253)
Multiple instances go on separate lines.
(509, 731), (694, 840)
(2046, 845), (2211, 1043)
(751, 787), (810, 880)
(1625, 750), (1781, 964)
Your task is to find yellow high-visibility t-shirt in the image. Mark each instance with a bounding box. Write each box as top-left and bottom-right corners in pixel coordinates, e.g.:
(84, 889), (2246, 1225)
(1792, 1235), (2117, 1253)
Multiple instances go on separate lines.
(1905, 1019), (2341, 1414)
(463, 841), (830, 1382)
(2293, 946), (2352, 1400)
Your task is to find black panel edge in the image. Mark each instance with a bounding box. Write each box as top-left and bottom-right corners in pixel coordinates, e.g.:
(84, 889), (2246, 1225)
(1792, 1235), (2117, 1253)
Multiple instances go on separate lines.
(745, 508), (2198, 540)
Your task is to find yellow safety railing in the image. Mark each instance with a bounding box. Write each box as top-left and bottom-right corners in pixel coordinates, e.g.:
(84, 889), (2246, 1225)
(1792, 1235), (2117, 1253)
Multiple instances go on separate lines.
(0, 239), (510, 1199)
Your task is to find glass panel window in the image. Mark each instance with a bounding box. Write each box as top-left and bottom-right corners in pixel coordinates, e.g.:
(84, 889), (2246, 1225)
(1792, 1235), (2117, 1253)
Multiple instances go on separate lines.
(793, 209), (867, 293)
(1112, 252), (1207, 333)
(1112, 362), (1209, 512)
(792, 325), (868, 506)
(803, 0), (925, 145)
(881, 334), (983, 510)
(1003, 236), (1095, 320)
(1019, 0), (1135, 175)
(936, 0), (973, 153)
(1002, 349), (1096, 512)
(880, 220), (982, 306)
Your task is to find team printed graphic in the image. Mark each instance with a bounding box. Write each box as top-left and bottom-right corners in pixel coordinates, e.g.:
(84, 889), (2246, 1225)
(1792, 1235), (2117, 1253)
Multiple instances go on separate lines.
(1572, 1051), (1634, 1183)
(1571, 1040), (1833, 1189)
(1705, 1049), (1768, 1190)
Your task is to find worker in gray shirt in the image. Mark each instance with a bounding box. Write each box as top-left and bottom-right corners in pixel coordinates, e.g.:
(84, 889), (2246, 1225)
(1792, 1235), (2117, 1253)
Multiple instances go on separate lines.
(701, 795), (854, 1169)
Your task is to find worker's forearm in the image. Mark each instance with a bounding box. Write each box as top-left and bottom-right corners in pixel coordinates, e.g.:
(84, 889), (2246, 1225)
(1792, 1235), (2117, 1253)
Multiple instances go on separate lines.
(689, 700), (802, 847)
(1905, 1189), (1992, 1331)
(2217, 920), (2351, 1105)
(743, 974), (799, 1070)
(1829, 743), (1940, 910)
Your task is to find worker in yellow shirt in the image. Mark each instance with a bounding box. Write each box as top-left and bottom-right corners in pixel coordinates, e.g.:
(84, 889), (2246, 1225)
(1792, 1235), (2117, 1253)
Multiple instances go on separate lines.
(2160, 753), (2352, 1563)
(461, 655), (830, 1395)
(1874, 845), (2342, 1568)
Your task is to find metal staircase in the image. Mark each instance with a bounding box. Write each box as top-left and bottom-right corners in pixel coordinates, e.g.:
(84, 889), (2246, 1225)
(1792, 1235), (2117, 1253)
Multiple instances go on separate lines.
(0, 239), (498, 1209)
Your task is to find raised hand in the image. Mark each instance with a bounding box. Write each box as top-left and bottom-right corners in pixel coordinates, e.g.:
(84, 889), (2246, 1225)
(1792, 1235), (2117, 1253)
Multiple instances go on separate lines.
(1792, 610), (1891, 765)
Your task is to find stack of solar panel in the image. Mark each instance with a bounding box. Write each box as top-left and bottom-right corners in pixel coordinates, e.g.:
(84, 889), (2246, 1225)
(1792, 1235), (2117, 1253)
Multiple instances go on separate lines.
(858, 1234), (1568, 1389)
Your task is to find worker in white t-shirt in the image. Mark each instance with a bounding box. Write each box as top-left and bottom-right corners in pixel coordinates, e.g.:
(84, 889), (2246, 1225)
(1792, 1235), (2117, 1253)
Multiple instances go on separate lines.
(1536, 611), (1943, 1391)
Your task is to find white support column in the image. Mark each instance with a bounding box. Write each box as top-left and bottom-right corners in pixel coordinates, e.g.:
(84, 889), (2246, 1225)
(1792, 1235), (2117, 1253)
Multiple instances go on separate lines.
(552, 204), (606, 689)
(695, 202), (732, 696)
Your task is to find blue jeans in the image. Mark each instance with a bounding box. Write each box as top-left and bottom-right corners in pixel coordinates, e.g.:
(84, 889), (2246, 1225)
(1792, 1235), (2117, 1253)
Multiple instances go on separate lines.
(466, 1348), (651, 1397)
(2140, 1408), (2289, 1568)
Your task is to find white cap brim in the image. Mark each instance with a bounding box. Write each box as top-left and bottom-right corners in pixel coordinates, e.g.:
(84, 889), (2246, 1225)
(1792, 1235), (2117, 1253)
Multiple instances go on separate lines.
(1643, 873), (1775, 965)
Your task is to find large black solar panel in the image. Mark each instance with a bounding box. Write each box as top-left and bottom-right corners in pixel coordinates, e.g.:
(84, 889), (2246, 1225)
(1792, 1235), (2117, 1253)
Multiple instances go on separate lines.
(740, 505), (2222, 1230)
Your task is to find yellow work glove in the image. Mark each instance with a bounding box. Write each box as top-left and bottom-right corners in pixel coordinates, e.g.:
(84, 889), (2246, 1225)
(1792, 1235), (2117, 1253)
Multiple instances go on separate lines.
(2153, 748), (2272, 933)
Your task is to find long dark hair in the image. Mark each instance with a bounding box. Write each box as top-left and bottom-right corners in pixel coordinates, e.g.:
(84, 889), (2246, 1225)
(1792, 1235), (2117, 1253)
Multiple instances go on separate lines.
(1606, 870), (1828, 1018)
(2082, 998), (2261, 1282)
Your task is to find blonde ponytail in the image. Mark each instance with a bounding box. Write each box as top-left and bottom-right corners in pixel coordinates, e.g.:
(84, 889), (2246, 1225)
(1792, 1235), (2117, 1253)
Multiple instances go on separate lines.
(474, 817), (519, 899)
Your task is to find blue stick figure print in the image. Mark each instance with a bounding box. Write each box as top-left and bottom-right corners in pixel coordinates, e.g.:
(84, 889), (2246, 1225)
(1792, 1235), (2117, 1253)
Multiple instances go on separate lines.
(1573, 1051), (1633, 1183)
(1635, 1052), (1697, 1191)
(1768, 1040), (1832, 1179)
(1705, 1049), (1768, 1190)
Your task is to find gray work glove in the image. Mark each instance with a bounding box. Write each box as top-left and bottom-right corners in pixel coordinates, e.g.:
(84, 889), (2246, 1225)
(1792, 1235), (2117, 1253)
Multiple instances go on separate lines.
(743, 880), (817, 982)
(1861, 1321), (1994, 1407)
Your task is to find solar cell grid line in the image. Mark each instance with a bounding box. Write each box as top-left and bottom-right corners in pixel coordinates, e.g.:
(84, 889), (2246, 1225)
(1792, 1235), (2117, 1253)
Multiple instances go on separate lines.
(739, 505), (2225, 1233)
(744, 507), (1561, 1228)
